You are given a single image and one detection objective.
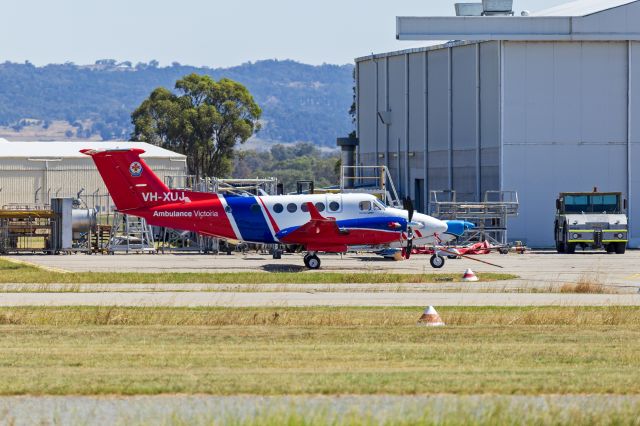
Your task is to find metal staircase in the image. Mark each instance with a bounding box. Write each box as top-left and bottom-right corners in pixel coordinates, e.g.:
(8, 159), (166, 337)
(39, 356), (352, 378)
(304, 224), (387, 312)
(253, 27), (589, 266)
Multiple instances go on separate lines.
(340, 165), (402, 208)
(159, 228), (219, 253)
(429, 190), (519, 245)
(107, 213), (156, 254)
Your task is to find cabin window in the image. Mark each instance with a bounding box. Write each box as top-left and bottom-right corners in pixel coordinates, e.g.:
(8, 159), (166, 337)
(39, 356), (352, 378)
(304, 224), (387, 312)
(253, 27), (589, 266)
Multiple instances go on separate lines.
(250, 204), (261, 214)
(329, 201), (340, 212)
(287, 203), (297, 213)
(315, 202), (325, 212)
(373, 200), (385, 210)
(301, 203), (309, 212)
(273, 203), (284, 213)
(359, 201), (372, 211)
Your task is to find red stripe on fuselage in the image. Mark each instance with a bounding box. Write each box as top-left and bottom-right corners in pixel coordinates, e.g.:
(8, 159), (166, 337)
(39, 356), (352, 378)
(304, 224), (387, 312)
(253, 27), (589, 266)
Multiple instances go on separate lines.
(131, 193), (237, 240)
(257, 197), (280, 233)
(280, 228), (401, 248)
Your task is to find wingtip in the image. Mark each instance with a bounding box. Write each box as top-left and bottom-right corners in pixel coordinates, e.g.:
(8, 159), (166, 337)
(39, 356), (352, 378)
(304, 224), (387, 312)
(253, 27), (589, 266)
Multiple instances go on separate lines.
(306, 202), (325, 220)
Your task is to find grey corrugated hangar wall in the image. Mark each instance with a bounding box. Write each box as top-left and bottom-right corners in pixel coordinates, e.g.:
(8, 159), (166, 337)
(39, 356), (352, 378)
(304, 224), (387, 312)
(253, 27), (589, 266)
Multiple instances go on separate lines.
(356, 41), (501, 216)
(356, 40), (639, 248)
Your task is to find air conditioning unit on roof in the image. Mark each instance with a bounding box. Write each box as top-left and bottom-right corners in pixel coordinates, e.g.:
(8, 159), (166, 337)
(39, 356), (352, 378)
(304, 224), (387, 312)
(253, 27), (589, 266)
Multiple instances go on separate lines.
(482, 0), (514, 15)
(455, 3), (483, 16)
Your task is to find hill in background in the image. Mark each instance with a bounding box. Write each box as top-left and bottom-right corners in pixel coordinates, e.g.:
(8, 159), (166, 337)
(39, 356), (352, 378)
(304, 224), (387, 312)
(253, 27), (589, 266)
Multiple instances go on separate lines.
(0, 59), (354, 147)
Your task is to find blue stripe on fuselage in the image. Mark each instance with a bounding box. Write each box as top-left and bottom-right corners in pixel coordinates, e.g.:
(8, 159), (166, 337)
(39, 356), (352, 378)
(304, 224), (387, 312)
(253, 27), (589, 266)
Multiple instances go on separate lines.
(225, 196), (276, 243)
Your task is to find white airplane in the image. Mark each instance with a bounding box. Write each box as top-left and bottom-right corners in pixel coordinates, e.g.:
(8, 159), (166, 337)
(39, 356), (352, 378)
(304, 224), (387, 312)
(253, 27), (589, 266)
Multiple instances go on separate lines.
(83, 147), (478, 269)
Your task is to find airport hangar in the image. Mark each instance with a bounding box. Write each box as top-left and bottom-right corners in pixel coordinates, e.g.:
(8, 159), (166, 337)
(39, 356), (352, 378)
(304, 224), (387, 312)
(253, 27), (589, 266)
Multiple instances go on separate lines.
(0, 140), (186, 212)
(353, 0), (640, 248)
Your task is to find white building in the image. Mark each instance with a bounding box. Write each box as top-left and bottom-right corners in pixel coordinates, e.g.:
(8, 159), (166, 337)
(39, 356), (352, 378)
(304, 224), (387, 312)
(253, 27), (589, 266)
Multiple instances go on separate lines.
(0, 140), (186, 211)
(355, 0), (640, 247)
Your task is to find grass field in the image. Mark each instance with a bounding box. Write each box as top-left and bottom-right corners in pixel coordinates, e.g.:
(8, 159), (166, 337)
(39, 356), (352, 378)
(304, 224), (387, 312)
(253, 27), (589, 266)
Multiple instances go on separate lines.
(0, 306), (639, 396)
(0, 258), (515, 284)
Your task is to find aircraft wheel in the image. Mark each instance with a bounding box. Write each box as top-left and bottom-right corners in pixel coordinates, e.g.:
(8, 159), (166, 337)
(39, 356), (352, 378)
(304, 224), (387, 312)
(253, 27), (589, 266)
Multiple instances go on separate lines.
(305, 254), (321, 269)
(272, 249), (282, 260)
(430, 254), (445, 269)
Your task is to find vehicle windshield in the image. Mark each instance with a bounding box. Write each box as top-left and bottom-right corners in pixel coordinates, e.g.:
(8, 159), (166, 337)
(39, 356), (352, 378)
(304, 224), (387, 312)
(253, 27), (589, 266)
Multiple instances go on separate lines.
(563, 194), (620, 213)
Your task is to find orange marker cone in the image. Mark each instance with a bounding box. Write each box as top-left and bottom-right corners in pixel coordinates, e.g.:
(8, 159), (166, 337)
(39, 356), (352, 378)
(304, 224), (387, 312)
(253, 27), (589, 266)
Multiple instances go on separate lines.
(417, 306), (445, 327)
(462, 269), (479, 282)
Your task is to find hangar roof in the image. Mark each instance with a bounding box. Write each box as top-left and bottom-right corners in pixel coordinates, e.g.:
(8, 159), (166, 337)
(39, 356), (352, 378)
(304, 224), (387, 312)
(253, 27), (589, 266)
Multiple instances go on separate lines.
(0, 140), (185, 159)
(534, 0), (636, 16)
(396, 0), (640, 41)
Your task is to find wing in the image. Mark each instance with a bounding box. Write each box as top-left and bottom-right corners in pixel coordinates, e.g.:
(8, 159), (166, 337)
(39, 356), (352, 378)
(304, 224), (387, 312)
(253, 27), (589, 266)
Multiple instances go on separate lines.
(276, 202), (348, 252)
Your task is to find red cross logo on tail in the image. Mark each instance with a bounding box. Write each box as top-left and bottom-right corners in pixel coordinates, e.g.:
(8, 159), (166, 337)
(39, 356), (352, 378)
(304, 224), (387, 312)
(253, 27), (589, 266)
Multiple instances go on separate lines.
(129, 161), (143, 177)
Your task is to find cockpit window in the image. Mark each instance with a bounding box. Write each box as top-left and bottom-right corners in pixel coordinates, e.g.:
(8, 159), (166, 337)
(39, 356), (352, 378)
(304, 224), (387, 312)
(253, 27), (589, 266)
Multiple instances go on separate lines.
(359, 201), (372, 211)
(373, 200), (385, 210)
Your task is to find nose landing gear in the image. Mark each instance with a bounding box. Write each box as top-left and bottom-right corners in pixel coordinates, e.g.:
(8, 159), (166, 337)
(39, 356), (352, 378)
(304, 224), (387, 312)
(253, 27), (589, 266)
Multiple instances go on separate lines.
(303, 253), (321, 269)
(430, 254), (445, 269)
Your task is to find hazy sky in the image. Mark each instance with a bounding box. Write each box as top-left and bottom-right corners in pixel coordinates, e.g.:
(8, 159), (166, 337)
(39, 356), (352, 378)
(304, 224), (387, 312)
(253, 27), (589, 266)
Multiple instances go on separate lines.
(1, 0), (567, 68)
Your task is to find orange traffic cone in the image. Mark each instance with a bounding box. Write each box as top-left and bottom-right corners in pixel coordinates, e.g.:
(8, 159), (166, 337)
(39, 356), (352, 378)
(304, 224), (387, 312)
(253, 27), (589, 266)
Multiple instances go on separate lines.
(417, 306), (445, 327)
(462, 269), (479, 282)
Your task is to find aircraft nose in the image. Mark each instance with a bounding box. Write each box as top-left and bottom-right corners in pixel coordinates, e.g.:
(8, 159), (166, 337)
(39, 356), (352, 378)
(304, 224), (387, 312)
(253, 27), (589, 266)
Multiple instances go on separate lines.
(436, 219), (448, 234)
(420, 215), (448, 234)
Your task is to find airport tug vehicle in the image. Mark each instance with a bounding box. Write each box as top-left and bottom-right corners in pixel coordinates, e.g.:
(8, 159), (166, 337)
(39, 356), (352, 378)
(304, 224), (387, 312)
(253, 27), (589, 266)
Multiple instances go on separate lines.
(554, 190), (628, 254)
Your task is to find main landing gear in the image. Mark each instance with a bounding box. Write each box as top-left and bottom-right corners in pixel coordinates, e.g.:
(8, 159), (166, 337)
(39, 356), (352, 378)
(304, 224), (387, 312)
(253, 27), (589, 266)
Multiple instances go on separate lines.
(303, 253), (321, 269)
(430, 254), (445, 269)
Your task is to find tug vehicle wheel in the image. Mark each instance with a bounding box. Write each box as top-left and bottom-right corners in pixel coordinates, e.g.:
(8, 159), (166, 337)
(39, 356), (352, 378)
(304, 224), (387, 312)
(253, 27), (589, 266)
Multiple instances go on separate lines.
(430, 254), (445, 269)
(615, 242), (626, 255)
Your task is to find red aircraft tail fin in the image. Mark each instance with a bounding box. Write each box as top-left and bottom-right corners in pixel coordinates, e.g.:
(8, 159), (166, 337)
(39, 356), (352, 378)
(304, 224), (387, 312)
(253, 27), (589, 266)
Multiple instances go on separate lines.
(81, 148), (171, 211)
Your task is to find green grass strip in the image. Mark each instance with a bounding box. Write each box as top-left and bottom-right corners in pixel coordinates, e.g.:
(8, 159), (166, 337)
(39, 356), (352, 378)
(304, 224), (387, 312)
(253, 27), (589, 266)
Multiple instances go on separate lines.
(0, 258), (516, 284)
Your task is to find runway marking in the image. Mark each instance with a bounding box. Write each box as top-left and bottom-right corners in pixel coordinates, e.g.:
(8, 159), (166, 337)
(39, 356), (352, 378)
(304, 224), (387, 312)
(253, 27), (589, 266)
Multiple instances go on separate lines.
(1, 257), (70, 274)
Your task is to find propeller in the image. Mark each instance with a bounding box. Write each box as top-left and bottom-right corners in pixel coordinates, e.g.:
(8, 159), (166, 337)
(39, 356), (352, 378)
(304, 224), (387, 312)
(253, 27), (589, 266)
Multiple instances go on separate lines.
(403, 197), (415, 259)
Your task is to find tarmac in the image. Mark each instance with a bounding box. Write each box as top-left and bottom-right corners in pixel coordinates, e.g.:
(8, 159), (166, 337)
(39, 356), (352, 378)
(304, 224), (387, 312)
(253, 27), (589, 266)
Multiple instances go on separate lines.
(3, 250), (640, 306)
(0, 290), (639, 307)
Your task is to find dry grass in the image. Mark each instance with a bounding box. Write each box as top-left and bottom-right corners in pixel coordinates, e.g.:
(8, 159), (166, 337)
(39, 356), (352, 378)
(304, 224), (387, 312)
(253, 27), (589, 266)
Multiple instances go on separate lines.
(0, 258), (516, 284)
(0, 307), (639, 395)
(0, 306), (638, 327)
(560, 273), (610, 294)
